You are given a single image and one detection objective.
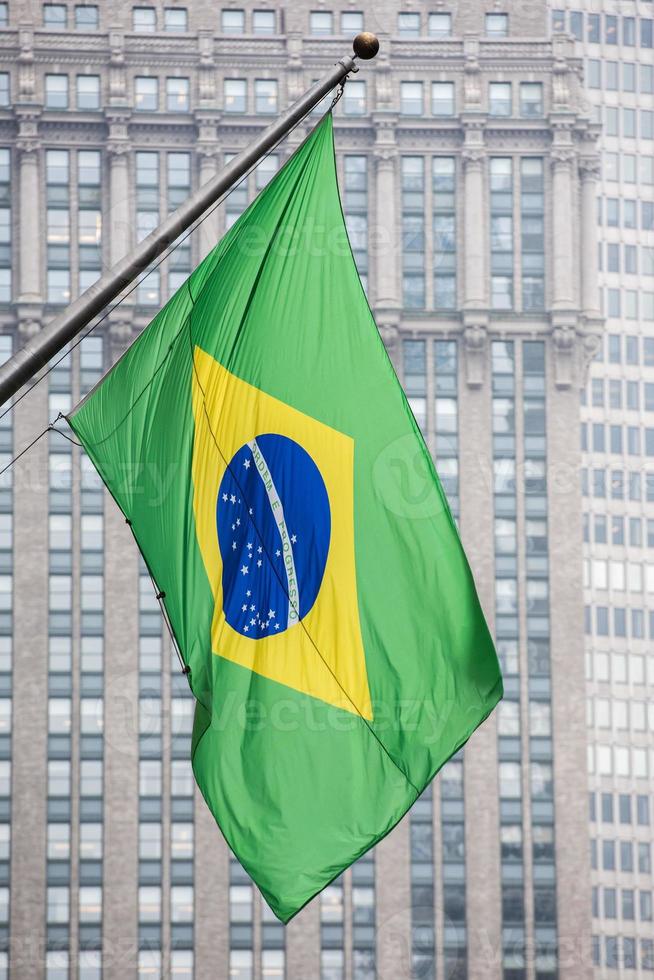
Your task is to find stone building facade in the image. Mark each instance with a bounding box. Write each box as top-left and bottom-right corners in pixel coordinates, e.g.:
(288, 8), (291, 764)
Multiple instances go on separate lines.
(0, 0), (608, 977)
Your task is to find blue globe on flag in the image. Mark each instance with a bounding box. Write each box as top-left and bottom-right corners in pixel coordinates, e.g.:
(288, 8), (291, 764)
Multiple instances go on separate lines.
(216, 433), (331, 638)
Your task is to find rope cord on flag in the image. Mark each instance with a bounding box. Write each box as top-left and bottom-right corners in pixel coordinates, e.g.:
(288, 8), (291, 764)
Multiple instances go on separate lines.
(186, 299), (421, 798)
(0, 90), (346, 428)
(0, 412), (81, 478)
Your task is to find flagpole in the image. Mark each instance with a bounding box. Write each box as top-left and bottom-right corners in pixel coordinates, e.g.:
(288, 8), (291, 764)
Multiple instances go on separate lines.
(0, 33), (379, 408)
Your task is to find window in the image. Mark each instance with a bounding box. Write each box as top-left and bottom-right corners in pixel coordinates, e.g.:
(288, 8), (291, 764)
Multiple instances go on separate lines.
(169, 762), (193, 802)
(343, 79), (365, 115)
(166, 77), (190, 112)
(224, 79), (246, 113)
(76, 75), (100, 110)
(139, 759), (161, 797)
(520, 82), (542, 117)
(588, 14), (600, 43)
(254, 79), (277, 115)
(75, 5), (99, 28)
(134, 76), (158, 111)
(398, 13), (420, 37)
(642, 18), (653, 48)
(45, 74), (69, 110)
(47, 823), (69, 861)
(605, 14), (618, 44)
(79, 886), (102, 923)
(0, 3), (7, 26)
(221, 8), (244, 33)
(80, 823), (102, 860)
(490, 158), (513, 310)
(310, 11), (333, 35)
(401, 157), (425, 308)
(261, 950), (284, 978)
(47, 886), (69, 924)
(489, 82), (512, 116)
(431, 81), (454, 116)
(171, 885), (193, 922)
(521, 158), (545, 310)
(133, 6), (156, 31)
(230, 950), (253, 980)
(343, 155), (368, 290)
(400, 81), (423, 116)
(433, 158), (456, 309)
(570, 11), (583, 39)
(0, 74), (8, 108)
(429, 13), (452, 37)
(624, 17), (636, 45)
(139, 886), (161, 922)
(486, 13), (508, 36)
(551, 10), (565, 32)
(253, 9), (275, 34)
(170, 952), (193, 979)
(163, 6), (187, 31)
(44, 4), (67, 28)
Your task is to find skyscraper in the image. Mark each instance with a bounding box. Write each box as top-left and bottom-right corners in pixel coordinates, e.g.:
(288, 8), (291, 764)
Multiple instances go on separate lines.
(0, 0), (607, 977)
(549, 1), (654, 975)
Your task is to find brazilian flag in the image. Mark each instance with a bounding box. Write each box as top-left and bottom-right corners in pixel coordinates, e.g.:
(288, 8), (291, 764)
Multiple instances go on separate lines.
(69, 114), (502, 922)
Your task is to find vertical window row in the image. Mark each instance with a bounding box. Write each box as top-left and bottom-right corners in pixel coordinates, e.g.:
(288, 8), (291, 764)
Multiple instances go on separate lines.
(522, 342), (557, 979)
(0, 151), (10, 301)
(321, 877), (344, 979)
(434, 340), (459, 516)
(441, 757), (466, 978)
(351, 853), (375, 979)
(433, 157), (456, 310)
(490, 159), (514, 311)
(410, 784), (434, 980)
(343, 155), (368, 294)
(520, 160), (545, 312)
(0, 336), (11, 973)
(402, 157), (426, 309)
(261, 896), (284, 978)
(79, 336), (105, 976)
(491, 341), (525, 979)
(46, 150), (71, 305)
(403, 339), (427, 435)
(78, 151), (102, 294)
(229, 857), (254, 978)
(46, 351), (73, 968)
(167, 153), (191, 294)
(136, 151), (161, 307)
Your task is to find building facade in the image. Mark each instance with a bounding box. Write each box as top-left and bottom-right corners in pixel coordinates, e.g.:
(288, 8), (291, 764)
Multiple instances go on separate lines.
(549, 2), (654, 978)
(0, 0), (610, 977)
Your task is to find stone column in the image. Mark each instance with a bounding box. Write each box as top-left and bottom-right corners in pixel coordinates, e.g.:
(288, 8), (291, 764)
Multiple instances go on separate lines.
(9, 383), (49, 980)
(545, 341), (593, 980)
(550, 152), (575, 310)
(102, 494), (140, 979)
(372, 117), (401, 366)
(376, 816), (412, 980)
(194, 788), (229, 980)
(17, 141), (41, 306)
(579, 157), (601, 318)
(457, 335), (501, 980)
(286, 902), (320, 980)
(197, 147), (221, 260)
(107, 141), (131, 267)
(106, 125), (133, 345)
(461, 126), (489, 387)
(462, 147), (486, 311)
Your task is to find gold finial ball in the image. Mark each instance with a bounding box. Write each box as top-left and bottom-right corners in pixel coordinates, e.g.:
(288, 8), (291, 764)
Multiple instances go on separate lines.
(353, 32), (380, 60)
